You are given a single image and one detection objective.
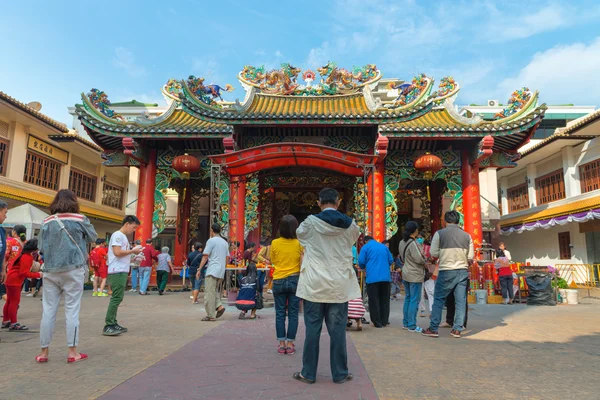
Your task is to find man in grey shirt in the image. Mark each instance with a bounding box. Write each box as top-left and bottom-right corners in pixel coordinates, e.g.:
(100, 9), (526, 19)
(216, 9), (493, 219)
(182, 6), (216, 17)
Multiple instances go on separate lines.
(197, 223), (229, 321)
(422, 211), (474, 339)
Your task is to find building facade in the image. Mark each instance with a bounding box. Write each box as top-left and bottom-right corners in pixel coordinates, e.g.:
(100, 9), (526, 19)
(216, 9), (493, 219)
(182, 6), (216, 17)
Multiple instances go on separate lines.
(0, 91), (130, 239)
(498, 110), (600, 266)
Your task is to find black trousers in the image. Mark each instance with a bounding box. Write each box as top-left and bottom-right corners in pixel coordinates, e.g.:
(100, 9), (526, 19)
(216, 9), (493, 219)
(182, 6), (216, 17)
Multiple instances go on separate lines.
(366, 281), (391, 327)
(446, 279), (469, 328)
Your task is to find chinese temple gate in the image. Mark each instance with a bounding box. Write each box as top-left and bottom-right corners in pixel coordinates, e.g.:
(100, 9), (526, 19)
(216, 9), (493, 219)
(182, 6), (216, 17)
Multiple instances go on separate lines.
(75, 64), (546, 266)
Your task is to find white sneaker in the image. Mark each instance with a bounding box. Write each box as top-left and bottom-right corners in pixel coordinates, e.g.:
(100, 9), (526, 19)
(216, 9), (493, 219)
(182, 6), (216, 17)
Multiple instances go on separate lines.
(129, 289), (137, 292)
(26, 293), (34, 297)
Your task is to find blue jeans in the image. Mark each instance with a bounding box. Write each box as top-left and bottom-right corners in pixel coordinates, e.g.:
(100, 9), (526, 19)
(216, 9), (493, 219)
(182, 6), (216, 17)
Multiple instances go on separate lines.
(430, 269), (469, 332)
(272, 275), (300, 341)
(131, 268), (139, 290)
(402, 281), (422, 329)
(301, 301), (349, 382)
(138, 267), (152, 293)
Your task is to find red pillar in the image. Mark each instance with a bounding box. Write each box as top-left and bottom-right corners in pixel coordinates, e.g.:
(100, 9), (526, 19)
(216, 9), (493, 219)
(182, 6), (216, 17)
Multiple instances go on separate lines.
(461, 149), (483, 254)
(136, 149), (157, 243)
(229, 176), (246, 253)
(373, 162), (386, 242)
(174, 180), (191, 268)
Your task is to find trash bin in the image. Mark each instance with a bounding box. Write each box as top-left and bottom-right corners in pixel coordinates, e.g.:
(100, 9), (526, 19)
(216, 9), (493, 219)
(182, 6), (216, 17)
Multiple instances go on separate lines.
(525, 274), (556, 306)
(475, 289), (488, 304)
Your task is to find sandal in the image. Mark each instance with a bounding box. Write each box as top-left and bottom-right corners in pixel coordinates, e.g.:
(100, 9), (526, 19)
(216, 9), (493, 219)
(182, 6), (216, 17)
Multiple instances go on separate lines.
(67, 353), (88, 363)
(9, 323), (29, 331)
(292, 372), (315, 384)
(215, 307), (225, 319)
(35, 355), (48, 363)
(201, 317), (216, 322)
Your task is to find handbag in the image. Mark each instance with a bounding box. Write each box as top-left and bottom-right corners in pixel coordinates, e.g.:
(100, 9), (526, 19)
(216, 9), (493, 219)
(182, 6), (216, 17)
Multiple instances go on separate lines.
(255, 291), (264, 310)
(30, 261), (41, 273)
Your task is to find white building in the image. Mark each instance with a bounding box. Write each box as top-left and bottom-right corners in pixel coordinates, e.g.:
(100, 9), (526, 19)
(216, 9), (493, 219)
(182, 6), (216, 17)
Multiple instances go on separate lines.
(498, 110), (600, 266)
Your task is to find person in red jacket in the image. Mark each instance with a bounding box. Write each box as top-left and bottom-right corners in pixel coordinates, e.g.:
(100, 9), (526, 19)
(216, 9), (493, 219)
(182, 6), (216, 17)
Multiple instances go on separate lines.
(1, 238), (42, 331)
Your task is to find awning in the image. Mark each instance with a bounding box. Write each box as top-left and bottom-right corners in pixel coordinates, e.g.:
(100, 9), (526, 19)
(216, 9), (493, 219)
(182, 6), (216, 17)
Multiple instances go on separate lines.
(500, 195), (600, 235)
(0, 183), (124, 223)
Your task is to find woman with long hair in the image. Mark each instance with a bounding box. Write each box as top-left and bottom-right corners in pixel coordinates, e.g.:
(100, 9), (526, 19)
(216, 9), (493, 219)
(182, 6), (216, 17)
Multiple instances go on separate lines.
(36, 189), (97, 363)
(270, 215), (303, 355)
(398, 221), (427, 333)
(235, 262), (260, 319)
(2, 238), (42, 330)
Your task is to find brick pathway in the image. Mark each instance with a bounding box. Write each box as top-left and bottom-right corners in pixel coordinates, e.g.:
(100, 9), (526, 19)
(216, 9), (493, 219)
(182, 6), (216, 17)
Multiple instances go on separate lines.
(99, 314), (378, 400)
(2, 289), (600, 399)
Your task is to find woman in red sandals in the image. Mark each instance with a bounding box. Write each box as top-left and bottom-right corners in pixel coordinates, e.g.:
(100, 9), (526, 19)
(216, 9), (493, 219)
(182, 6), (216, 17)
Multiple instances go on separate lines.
(2, 238), (42, 331)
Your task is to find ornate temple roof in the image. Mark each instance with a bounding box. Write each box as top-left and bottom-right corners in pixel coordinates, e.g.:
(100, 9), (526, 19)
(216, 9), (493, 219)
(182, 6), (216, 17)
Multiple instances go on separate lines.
(75, 63), (546, 152)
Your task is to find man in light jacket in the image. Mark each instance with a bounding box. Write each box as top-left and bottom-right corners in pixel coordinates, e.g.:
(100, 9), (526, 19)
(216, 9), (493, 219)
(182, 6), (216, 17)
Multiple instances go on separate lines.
(422, 211), (474, 339)
(294, 188), (360, 385)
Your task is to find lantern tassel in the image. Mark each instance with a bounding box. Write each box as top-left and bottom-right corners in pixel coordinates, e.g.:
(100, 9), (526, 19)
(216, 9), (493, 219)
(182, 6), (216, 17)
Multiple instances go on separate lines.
(427, 182), (431, 202)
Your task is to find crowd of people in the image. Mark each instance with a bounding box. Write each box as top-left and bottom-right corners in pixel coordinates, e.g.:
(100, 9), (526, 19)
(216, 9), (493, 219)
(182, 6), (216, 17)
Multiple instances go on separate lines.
(0, 185), (486, 385)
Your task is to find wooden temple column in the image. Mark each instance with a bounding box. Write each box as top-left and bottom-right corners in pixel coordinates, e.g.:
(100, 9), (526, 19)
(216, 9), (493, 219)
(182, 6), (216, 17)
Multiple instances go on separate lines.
(136, 149), (157, 243)
(174, 180), (192, 268)
(430, 180), (444, 237)
(461, 149), (483, 252)
(229, 176), (246, 253)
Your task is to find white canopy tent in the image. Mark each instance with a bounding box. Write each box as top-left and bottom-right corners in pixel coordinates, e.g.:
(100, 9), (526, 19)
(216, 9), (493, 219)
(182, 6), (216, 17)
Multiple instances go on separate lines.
(1, 203), (49, 239)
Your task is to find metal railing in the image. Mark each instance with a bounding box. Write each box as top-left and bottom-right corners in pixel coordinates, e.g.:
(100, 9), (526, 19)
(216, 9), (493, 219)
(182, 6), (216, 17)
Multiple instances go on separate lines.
(555, 264), (600, 298)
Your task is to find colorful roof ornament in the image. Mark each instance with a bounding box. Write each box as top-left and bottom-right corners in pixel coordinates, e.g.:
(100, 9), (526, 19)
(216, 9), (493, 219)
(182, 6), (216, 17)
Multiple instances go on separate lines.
(238, 62), (381, 96)
(183, 75), (234, 109)
(239, 63), (301, 95)
(433, 76), (460, 105)
(161, 79), (183, 103)
(494, 88), (532, 120)
(386, 74), (433, 109)
(85, 89), (124, 121)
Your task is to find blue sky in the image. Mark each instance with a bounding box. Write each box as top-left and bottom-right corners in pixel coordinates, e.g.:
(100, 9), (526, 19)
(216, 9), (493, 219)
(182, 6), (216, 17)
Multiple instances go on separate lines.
(1, 0), (599, 125)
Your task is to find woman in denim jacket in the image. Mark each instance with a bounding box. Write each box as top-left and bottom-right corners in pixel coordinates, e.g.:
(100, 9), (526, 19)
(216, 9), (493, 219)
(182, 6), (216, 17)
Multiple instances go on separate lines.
(36, 190), (97, 364)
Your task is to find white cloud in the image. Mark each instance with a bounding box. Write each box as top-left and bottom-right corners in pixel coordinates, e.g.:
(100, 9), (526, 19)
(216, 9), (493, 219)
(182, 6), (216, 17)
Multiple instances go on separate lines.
(306, 42), (332, 69)
(498, 37), (600, 105)
(113, 47), (147, 78)
(275, 50), (283, 58)
(484, 4), (569, 42)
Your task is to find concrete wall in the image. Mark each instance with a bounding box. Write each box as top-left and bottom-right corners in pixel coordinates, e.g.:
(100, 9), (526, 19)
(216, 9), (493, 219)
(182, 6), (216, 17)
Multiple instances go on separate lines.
(502, 222), (587, 266)
(536, 155), (562, 178)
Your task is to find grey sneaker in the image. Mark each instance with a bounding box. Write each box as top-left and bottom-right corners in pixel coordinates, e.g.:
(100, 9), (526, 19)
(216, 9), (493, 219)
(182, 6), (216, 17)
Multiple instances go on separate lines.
(102, 325), (122, 336)
(114, 324), (128, 333)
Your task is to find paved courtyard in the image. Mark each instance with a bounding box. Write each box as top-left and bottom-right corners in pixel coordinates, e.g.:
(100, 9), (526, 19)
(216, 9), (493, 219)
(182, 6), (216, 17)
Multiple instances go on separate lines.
(1, 289), (599, 400)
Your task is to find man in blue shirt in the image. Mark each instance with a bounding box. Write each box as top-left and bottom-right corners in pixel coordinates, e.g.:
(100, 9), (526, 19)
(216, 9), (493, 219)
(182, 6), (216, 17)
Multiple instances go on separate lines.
(358, 236), (393, 328)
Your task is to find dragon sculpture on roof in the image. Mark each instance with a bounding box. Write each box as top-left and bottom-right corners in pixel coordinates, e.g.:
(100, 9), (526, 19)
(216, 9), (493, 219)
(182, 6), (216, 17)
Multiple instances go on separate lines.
(86, 89), (125, 121)
(185, 76), (234, 107)
(494, 87), (532, 119)
(238, 62), (380, 96)
(387, 73), (431, 108)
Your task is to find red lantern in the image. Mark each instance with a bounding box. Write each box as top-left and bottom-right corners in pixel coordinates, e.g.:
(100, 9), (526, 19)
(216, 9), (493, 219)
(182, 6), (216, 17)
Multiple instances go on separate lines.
(414, 153), (443, 201)
(172, 153), (201, 179)
(414, 153), (443, 178)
